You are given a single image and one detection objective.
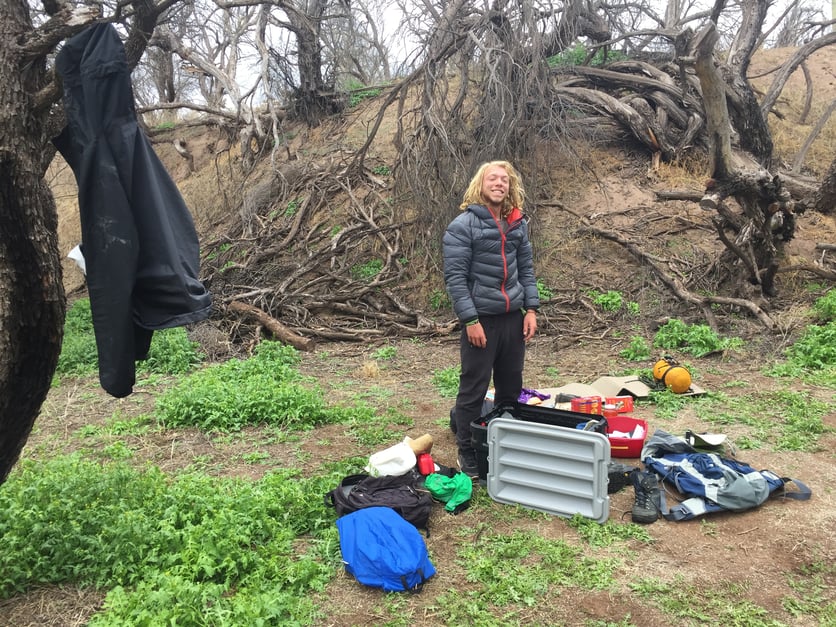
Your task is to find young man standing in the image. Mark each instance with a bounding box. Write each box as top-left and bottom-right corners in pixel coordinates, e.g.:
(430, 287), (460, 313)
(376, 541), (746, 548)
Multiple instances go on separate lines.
(443, 161), (539, 477)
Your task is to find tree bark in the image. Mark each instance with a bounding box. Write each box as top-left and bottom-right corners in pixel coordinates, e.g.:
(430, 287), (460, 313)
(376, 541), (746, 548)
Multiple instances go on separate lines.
(0, 0), (67, 484)
(718, 1), (773, 168)
(813, 157), (836, 215)
(691, 23), (733, 180)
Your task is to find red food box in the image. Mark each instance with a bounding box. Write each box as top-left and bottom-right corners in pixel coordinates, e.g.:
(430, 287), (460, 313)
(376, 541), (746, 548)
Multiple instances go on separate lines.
(606, 415), (648, 458)
(570, 396), (603, 415)
(605, 395), (634, 413)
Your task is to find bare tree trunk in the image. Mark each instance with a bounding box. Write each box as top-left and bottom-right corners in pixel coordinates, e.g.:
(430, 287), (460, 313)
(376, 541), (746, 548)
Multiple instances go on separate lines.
(0, 0), (156, 484)
(283, 0), (340, 127)
(0, 0), (66, 484)
(798, 62), (813, 124)
(692, 24), (733, 180)
(689, 22), (794, 305)
(724, 0), (773, 168)
(813, 157), (836, 215)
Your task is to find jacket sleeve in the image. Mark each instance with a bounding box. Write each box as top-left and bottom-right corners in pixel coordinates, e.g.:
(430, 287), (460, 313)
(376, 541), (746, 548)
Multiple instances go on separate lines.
(443, 214), (478, 323)
(516, 221), (540, 310)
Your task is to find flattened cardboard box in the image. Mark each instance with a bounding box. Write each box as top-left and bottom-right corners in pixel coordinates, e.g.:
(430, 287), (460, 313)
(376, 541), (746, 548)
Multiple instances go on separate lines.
(538, 375), (705, 403)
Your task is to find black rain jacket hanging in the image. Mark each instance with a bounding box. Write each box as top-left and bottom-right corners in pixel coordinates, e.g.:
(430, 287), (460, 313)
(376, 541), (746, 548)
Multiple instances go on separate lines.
(53, 24), (212, 398)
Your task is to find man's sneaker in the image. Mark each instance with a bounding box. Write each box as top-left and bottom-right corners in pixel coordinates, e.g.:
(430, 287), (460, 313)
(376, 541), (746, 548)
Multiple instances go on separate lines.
(457, 448), (479, 479)
(631, 470), (661, 524)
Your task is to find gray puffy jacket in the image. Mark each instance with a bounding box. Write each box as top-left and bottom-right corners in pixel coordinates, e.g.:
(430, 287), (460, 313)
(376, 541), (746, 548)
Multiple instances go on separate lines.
(443, 203), (539, 323)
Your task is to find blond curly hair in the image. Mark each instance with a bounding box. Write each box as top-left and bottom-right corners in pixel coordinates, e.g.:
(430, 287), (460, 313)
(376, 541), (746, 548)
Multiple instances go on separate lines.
(459, 161), (525, 219)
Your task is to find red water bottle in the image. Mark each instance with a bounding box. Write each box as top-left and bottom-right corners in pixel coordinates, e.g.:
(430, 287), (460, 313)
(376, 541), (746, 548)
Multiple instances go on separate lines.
(417, 453), (434, 475)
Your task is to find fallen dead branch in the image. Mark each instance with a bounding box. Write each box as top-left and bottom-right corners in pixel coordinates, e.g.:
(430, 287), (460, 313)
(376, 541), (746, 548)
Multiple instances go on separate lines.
(228, 301), (315, 351)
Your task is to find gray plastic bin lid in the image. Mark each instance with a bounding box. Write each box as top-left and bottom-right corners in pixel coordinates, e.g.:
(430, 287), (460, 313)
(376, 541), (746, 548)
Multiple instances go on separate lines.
(487, 417), (610, 523)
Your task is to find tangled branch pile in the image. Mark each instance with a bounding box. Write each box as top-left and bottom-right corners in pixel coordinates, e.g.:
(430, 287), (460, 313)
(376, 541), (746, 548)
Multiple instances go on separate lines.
(201, 160), (453, 346)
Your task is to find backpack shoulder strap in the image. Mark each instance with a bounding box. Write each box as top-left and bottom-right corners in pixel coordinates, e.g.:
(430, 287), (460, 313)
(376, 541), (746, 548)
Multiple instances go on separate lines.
(773, 477), (812, 501)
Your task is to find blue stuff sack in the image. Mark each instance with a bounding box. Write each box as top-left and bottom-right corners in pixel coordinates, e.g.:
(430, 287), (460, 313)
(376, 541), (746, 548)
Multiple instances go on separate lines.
(336, 506), (436, 592)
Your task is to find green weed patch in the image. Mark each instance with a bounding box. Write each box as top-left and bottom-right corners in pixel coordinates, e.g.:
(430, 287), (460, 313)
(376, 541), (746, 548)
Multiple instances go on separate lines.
(432, 526), (618, 623)
(654, 319), (742, 357)
(694, 390), (830, 451)
(432, 365), (460, 398)
(566, 513), (653, 547)
(56, 298), (203, 380)
(630, 575), (787, 625)
(156, 341), (376, 431)
(0, 456), (340, 624)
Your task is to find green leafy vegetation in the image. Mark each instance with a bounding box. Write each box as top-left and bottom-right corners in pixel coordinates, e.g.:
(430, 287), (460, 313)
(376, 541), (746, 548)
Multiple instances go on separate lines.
(767, 294), (836, 386)
(77, 413), (156, 438)
(783, 559), (836, 622)
(694, 390), (830, 452)
(781, 322), (836, 370)
(350, 259), (384, 281)
(429, 288), (450, 310)
(653, 319), (743, 357)
(566, 513), (653, 547)
(630, 576), (783, 625)
(811, 288), (836, 322)
(156, 341), (376, 431)
(587, 289), (623, 312)
(372, 165), (391, 176)
(136, 326), (204, 376)
(372, 345), (397, 360)
(348, 86), (382, 107)
(56, 298), (203, 380)
(432, 365), (461, 398)
(648, 388), (692, 420)
(55, 298), (99, 377)
(284, 197), (302, 217)
(619, 336), (651, 361)
(0, 456), (338, 624)
(432, 526), (618, 623)
(536, 278), (553, 301)
(546, 43), (627, 68)
(204, 242), (231, 261)
(584, 289), (639, 317)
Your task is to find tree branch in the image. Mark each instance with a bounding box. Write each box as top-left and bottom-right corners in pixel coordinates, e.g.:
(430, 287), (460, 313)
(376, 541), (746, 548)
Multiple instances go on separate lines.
(18, 7), (100, 61)
(760, 31), (836, 117)
(228, 301), (315, 351)
(690, 22), (733, 180)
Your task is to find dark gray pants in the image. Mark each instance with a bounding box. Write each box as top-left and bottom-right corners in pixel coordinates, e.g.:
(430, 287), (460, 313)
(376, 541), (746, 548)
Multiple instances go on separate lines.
(453, 311), (525, 452)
